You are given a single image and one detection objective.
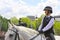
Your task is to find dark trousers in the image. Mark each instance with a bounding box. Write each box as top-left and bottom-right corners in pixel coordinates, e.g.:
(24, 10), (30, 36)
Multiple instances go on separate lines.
(44, 33), (55, 40)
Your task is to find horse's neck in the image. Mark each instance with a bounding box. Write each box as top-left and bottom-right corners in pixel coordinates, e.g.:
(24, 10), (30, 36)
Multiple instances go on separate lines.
(15, 26), (46, 40)
(18, 30), (31, 40)
(17, 28), (37, 40)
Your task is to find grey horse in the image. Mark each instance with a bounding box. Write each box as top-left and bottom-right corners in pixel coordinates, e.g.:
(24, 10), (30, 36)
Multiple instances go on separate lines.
(5, 23), (60, 40)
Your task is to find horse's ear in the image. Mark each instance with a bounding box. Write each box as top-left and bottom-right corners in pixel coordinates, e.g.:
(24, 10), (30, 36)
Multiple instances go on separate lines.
(8, 22), (13, 28)
(12, 24), (17, 29)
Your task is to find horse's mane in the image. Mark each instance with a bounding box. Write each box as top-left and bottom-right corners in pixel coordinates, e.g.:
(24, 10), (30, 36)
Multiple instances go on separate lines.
(15, 25), (39, 36)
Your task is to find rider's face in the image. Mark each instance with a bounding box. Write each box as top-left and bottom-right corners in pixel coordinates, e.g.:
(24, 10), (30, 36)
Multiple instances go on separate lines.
(45, 10), (50, 15)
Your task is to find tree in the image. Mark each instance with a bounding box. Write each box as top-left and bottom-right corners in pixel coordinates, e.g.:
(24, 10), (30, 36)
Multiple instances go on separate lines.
(2, 18), (8, 31)
(54, 21), (60, 35)
(19, 17), (31, 28)
(0, 15), (8, 31)
(10, 17), (19, 25)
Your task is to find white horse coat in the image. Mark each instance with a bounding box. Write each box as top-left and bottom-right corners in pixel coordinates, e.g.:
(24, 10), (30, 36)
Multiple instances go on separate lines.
(5, 23), (59, 40)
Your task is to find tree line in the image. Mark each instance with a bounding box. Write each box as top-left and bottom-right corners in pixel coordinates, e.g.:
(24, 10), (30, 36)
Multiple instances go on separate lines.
(0, 15), (60, 35)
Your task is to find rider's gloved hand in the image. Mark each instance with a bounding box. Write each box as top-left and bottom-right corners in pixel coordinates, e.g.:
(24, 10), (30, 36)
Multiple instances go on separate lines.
(38, 30), (44, 34)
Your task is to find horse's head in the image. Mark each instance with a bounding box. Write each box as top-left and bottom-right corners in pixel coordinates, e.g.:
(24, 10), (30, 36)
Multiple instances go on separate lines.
(5, 23), (18, 40)
(5, 23), (25, 40)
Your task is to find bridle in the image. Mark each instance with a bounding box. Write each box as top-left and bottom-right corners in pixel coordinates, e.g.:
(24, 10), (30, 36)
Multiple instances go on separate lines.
(9, 27), (20, 40)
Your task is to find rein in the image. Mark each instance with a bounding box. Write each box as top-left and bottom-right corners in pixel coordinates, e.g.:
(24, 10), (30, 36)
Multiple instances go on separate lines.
(30, 33), (43, 40)
(30, 33), (40, 40)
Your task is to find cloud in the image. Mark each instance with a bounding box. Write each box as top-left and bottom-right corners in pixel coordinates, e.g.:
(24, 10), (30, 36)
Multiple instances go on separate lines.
(0, 0), (60, 19)
(37, 0), (60, 16)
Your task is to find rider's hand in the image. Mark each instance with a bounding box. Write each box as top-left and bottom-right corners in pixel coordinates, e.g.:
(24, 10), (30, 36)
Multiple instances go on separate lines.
(38, 30), (44, 34)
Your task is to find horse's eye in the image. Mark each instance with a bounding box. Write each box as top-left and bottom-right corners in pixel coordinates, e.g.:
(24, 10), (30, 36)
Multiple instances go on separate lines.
(9, 34), (13, 37)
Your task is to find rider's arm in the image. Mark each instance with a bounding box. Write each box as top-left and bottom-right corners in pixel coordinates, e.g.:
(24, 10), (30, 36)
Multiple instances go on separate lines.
(42, 18), (54, 32)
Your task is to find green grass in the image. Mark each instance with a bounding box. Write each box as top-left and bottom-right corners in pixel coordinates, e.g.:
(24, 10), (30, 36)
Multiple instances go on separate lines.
(54, 21), (60, 35)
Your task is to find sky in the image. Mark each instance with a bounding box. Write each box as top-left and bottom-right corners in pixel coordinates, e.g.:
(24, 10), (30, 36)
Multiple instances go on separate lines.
(0, 0), (60, 19)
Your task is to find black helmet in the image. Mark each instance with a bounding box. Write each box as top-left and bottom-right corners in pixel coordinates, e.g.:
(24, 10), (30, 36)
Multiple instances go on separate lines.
(44, 6), (52, 13)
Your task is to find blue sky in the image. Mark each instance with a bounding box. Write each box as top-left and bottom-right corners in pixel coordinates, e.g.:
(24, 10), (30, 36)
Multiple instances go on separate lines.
(22, 0), (41, 6)
(0, 0), (60, 19)
(22, 0), (47, 6)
